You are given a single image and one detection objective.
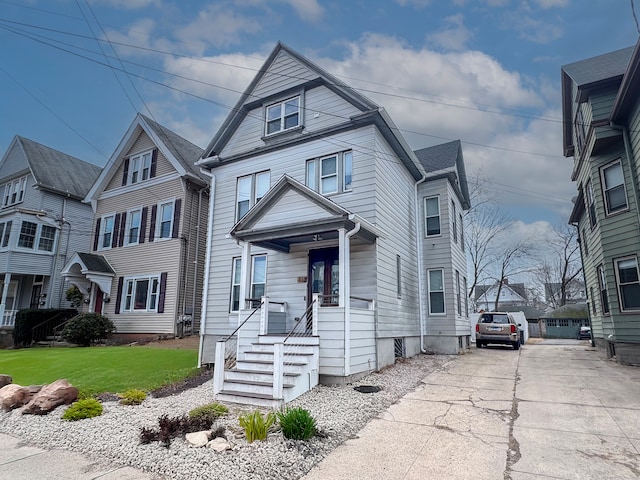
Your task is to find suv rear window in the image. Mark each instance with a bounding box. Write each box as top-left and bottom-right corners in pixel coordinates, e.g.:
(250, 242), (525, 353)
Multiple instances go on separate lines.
(481, 314), (509, 324)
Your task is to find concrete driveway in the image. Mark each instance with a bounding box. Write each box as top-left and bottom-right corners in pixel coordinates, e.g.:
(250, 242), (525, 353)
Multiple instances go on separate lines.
(304, 340), (640, 480)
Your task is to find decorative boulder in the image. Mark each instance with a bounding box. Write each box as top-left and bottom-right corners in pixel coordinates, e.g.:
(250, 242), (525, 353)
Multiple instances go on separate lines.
(0, 374), (12, 388)
(22, 379), (78, 415)
(185, 431), (211, 447)
(0, 384), (33, 411)
(207, 437), (232, 452)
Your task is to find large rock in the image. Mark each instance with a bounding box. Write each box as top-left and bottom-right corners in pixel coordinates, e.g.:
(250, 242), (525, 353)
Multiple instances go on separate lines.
(207, 437), (232, 452)
(0, 384), (33, 411)
(22, 379), (78, 415)
(0, 374), (12, 388)
(185, 430), (210, 447)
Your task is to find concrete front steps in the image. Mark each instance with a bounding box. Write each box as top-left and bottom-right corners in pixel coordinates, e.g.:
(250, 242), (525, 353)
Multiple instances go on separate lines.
(215, 334), (319, 408)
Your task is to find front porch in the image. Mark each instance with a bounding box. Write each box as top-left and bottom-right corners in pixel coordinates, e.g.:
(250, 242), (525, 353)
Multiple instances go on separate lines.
(0, 273), (50, 328)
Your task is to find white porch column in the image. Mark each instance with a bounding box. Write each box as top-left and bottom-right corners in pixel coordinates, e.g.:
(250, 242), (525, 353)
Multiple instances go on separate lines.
(239, 242), (252, 311)
(259, 296), (269, 335)
(0, 273), (8, 325)
(338, 228), (352, 376)
(338, 228), (346, 308)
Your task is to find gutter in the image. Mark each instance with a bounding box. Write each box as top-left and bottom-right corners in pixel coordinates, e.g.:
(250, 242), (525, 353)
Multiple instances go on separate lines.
(413, 174), (428, 353)
(344, 221), (361, 377)
(609, 122), (640, 233)
(197, 165), (216, 367)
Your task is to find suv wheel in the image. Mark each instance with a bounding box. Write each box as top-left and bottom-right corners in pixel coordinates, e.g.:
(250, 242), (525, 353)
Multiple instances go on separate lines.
(512, 341), (520, 350)
(476, 341), (483, 348)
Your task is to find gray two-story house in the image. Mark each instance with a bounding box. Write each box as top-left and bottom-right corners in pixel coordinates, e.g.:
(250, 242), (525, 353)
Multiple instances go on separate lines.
(197, 43), (470, 406)
(563, 41), (640, 365)
(0, 136), (101, 330)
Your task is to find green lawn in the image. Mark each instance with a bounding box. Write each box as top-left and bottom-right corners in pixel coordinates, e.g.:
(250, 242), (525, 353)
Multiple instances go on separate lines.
(0, 346), (199, 396)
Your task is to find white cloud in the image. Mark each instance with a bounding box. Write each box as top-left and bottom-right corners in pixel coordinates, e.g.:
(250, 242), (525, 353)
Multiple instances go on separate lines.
(95, 0), (161, 8)
(281, 0), (324, 22)
(394, 0), (432, 7)
(532, 0), (569, 8)
(426, 14), (474, 51)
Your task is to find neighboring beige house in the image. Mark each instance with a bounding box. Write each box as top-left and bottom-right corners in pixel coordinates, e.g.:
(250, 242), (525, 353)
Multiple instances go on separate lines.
(196, 43), (471, 407)
(61, 114), (209, 340)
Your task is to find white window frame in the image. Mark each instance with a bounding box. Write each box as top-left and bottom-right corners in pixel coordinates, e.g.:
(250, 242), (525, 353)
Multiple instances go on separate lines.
(455, 270), (461, 316)
(585, 180), (597, 228)
(156, 200), (175, 240)
(235, 171), (270, 222)
(230, 257), (242, 312)
(597, 264), (609, 314)
(229, 255), (267, 312)
(128, 150), (153, 185)
(0, 220), (11, 248)
(463, 276), (468, 316)
(306, 151), (353, 195)
(397, 255), (402, 299)
(265, 95), (301, 136)
(125, 207), (143, 246)
(99, 213), (116, 250)
(17, 220), (37, 249)
(250, 255), (267, 304)
(38, 225), (57, 252)
(428, 268), (445, 315)
(15, 221), (56, 252)
(614, 256), (640, 312)
(459, 213), (464, 252)
(452, 200), (457, 243)
(122, 274), (160, 313)
(600, 160), (628, 215)
(2, 176), (27, 208)
(424, 196), (441, 237)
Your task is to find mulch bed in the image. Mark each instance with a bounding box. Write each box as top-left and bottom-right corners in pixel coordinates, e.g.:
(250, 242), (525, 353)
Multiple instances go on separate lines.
(149, 368), (213, 398)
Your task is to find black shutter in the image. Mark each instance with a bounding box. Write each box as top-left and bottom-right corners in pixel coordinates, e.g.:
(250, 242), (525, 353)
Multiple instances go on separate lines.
(171, 198), (182, 239)
(157, 272), (167, 313)
(149, 205), (157, 242)
(150, 149), (158, 178)
(112, 213), (121, 248)
(122, 158), (130, 186)
(93, 217), (101, 251)
(118, 211), (127, 247)
(139, 206), (148, 244)
(115, 277), (124, 314)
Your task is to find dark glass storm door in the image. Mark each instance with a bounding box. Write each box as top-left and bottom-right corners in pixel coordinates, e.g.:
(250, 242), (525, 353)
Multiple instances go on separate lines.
(308, 247), (340, 307)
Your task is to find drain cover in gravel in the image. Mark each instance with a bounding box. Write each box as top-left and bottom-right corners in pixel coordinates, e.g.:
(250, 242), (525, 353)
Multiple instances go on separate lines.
(354, 385), (381, 393)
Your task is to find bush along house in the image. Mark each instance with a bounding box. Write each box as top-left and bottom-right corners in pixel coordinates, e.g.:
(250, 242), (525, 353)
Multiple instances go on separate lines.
(61, 114), (209, 342)
(0, 136), (101, 342)
(563, 40), (640, 365)
(197, 43), (471, 407)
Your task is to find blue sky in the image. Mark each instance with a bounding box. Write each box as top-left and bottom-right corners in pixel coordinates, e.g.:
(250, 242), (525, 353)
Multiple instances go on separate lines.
(0, 0), (637, 235)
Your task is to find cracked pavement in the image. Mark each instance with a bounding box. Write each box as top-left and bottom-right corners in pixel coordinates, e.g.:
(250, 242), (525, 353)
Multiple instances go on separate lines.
(303, 340), (640, 480)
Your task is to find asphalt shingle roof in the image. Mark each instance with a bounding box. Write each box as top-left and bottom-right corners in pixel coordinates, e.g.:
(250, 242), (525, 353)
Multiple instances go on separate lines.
(562, 46), (634, 87)
(413, 140), (460, 173)
(77, 253), (115, 274)
(17, 136), (102, 199)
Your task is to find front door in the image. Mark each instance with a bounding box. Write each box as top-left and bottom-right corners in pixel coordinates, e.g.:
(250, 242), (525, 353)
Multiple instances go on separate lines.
(94, 286), (103, 314)
(308, 247), (339, 306)
(30, 284), (42, 308)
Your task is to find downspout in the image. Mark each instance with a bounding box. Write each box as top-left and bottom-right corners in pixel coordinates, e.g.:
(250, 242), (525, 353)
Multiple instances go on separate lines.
(49, 197), (68, 309)
(610, 122), (640, 232)
(570, 219), (594, 347)
(345, 220), (361, 377)
(197, 167), (216, 367)
(191, 186), (205, 328)
(413, 174), (428, 353)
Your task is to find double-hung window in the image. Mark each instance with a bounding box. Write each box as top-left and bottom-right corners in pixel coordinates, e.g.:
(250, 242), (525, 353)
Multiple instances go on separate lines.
(425, 196), (441, 236)
(452, 201), (457, 243)
(306, 151), (352, 195)
(127, 150), (153, 185)
(614, 257), (640, 311)
(597, 264), (609, 314)
(236, 171), (270, 221)
(158, 201), (174, 239)
(585, 181), (597, 228)
(459, 213), (464, 251)
(126, 208), (142, 245)
(455, 270), (461, 315)
(101, 214), (115, 249)
(18, 221), (37, 249)
(38, 226), (56, 252)
(463, 276), (468, 316)
(16, 221), (55, 251)
(0, 221), (11, 248)
(123, 275), (160, 312)
(601, 160), (627, 215)
(265, 96), (300, 135)
(229, 255), (267, 311)
(230, 258), (242, 312)
(2, 176), (27, 208)
(428, 269), (445, 315)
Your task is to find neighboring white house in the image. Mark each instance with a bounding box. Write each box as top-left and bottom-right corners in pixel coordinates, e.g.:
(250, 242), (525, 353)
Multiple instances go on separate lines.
(196, 43), (471, 406)
(475, 280), (527, 311)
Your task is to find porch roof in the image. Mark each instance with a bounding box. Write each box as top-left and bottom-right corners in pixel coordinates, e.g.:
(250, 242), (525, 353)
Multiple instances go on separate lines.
(61, 252), (115, 295)
(230, 175), (384, 252)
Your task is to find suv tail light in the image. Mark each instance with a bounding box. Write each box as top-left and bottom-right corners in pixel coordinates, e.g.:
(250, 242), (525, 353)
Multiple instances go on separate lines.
(475, 324), (480, 332)
(510, 324), (517, 334)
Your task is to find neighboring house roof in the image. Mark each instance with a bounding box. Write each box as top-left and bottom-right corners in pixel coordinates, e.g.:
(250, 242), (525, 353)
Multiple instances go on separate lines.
(612, 39), (640, 121)
(413, 140), (471, 209)
(496, 305), (544, 320)
(2, 136), (102, 200)
(542, 303), (588, 319)
(561, 46), (634, 157)
(86, 113), (205, 203)
(475, 282), (527, 301)
(198, 42), (426, 181)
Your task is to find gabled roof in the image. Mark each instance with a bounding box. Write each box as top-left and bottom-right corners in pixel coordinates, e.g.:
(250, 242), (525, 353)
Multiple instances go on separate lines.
(612, 39), (640, 121)
(76, 252), (115, 275)
(86, 113), (205, 203)
(413, 140), (471, 209)
(475, 282), (527, 301)
(198, 42), (426, 181)
(1, 136), (102, 200)
(561, 46), (634, 157)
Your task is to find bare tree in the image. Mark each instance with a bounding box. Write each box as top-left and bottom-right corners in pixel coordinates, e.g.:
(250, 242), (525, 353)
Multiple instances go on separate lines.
(492, 239), (536, 311)
(538, 224), (583, 308)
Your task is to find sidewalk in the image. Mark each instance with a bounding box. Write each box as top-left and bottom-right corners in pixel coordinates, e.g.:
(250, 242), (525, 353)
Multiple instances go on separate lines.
(0, 433), (161, 480)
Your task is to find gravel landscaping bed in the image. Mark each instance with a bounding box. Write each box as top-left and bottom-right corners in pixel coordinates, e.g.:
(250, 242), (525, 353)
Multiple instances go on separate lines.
(0, 353), (452, 480)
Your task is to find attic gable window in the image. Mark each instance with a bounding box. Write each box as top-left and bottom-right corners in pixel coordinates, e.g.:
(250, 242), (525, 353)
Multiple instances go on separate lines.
(2, 176), (27, 208)
(122, 149), (157, 187)
(265, 96), (300, 135)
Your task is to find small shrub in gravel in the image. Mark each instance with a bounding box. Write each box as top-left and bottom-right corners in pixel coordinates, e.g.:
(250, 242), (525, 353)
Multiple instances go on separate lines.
(119, 389), (147, 405)
(140, 414), (216, 448)
(188, 402), (228, 422)
(277, 407), (317, 440)
(62, 398), (103, 421)
(238, 410), (276, 443)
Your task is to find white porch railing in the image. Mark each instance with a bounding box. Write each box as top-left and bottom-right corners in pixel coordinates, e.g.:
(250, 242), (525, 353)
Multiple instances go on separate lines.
(1, 309), (17, 328)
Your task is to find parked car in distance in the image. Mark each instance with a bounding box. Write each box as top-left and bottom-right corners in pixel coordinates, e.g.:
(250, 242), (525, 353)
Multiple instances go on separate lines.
(579, 326), (591, 340)
(476, 312), (521, 350)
